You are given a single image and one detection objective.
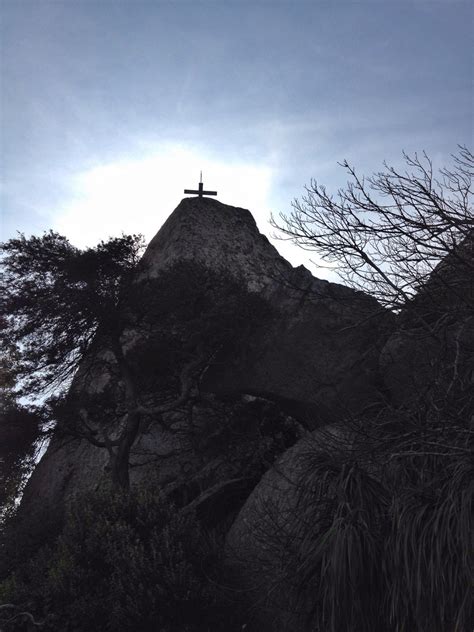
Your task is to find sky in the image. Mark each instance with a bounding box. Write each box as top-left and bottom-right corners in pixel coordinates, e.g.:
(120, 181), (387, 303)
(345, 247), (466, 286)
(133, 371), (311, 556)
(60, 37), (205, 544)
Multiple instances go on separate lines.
(1, 0), (472, 275)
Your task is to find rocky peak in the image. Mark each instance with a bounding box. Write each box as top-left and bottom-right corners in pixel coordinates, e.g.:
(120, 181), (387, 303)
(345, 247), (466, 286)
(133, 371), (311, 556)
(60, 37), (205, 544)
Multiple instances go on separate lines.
(139, 197), (294, 292)
(15, 197), (394, 551)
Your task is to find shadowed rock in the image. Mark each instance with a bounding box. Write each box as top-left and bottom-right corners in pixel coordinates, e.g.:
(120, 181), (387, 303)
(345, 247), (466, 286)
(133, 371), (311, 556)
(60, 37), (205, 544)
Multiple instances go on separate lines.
(17, 197), (392, 546)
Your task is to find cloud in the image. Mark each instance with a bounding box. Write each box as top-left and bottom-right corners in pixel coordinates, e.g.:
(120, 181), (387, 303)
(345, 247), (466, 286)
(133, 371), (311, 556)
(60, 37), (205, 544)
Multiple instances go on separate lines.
(52, 143), (272, 244)
(51, 142), (331, 277)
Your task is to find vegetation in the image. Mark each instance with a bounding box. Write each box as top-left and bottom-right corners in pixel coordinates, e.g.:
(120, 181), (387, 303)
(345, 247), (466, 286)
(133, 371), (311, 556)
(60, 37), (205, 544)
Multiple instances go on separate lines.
(0, 485), (240, 631)
(261, 414), (472, 632)
(273, 145), (473, 311)
(1, 232), (145, 494)
(1, 232), (145, 397)
(0, 148), (471, 630)
(262, 148), (473, 631)
(0, 404), (42, 523)
(0, 327), (43, 522)
(1, 232), (270, 490)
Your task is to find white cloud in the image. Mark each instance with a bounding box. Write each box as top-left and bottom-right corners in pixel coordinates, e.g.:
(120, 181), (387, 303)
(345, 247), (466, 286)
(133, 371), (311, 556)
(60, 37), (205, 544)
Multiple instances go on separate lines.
(51, 142), (333, 279)
(53, 144), (271, 244)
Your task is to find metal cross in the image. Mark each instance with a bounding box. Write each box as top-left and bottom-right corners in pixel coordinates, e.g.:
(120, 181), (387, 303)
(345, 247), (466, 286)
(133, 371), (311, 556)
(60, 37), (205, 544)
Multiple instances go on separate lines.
(184, 171), (217, 197)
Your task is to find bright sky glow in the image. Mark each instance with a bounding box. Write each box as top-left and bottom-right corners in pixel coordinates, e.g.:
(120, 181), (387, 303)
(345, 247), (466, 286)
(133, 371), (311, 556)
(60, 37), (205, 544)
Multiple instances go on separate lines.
(2, 1), (472, 278)
(53, 145), (271, 245)
(52, 144), (316, 271)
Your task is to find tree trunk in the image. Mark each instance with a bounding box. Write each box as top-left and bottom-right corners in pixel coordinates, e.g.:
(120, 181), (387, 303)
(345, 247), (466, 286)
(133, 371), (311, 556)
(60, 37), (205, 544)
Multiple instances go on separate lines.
(109, 338), (141, 490)
(110, 445), (131, 489)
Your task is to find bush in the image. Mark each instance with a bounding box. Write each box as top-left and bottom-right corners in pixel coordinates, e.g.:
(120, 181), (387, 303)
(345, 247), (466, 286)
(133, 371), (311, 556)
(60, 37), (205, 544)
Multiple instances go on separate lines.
(0, 485), (239, 631)
(270, 414), (473, 632)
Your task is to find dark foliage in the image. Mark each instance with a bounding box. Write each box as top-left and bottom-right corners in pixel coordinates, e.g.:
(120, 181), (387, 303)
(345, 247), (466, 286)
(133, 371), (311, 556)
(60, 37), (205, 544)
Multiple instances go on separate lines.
(0, 231), (146, 492)
(0, 485), (242, 632)
(122, 261), (273, 396)
(0, 404), (42, 519)
(258, 148), (474, 631)
(256, 412), (473, 632)
(3, 149), (471, 631)
(0, 324), (44, 519)
(1, 231), (145, 397)
(1, 229), (273, 490)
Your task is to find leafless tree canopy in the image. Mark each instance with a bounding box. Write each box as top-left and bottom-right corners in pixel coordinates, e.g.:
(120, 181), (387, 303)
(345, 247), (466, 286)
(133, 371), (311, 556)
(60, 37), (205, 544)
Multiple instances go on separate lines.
(273, 146), (473, 310)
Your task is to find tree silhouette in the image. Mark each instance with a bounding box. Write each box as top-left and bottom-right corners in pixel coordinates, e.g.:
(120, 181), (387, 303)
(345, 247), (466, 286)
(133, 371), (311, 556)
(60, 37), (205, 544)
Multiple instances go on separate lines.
(1, 233), (268, 488)
(259, 148), (474, 631)
(273, 146), (473, 312)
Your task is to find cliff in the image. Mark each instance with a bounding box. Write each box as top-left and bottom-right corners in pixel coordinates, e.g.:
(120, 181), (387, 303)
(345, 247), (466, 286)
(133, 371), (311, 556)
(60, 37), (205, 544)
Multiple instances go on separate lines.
(17, 197), (393, 543)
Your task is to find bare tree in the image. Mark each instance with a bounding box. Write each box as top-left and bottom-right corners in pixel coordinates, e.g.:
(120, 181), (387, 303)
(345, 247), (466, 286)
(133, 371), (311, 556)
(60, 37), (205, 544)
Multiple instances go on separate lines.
(259, 148), (474, 632)
(272, 146), (473, 312)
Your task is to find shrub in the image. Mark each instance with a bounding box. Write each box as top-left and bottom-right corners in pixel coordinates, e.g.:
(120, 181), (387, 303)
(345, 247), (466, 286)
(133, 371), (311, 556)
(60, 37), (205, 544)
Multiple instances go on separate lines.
(0, 485), (239, 631)
(270, 415), (473, 632)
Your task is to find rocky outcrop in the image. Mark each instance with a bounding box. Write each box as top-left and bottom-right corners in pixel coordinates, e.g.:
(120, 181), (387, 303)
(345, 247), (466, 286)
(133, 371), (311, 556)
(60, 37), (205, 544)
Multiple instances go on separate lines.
(225, 425), (350, 631)
(138, 197), (287, 291)
(139, 198), (392, 420)
(17, 197), (392, 543)
(224, 233), (474, 631)
(380, 231), (474, 408)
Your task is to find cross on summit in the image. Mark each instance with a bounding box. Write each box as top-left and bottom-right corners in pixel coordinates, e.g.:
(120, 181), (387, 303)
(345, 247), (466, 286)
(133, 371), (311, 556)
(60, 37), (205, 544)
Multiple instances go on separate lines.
(184, 172), (217, 198)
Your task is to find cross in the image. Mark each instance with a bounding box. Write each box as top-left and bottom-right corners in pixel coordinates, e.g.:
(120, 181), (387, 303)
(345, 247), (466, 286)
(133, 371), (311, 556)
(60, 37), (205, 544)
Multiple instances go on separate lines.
(184, 171), (217, 197)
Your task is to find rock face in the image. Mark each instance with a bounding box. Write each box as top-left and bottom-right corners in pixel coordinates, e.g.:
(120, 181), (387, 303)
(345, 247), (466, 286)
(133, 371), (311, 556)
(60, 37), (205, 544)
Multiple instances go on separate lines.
(380, 232), (474, 407)
(18, 197), (392, 543)
(225, 232), (474, 631)
(225, 425), (347, 631)
(139, 197), (286, 290)
(140, 198), (392, 418)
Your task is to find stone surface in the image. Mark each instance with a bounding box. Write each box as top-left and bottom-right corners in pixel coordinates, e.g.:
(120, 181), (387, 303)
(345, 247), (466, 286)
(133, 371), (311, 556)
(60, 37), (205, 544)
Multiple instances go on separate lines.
(380, 231), (474, 407)
(141, 199), (392, 422)
(225, 425), (348, 631)
(138, 197), (287, 291)
(223, 233), (474, 630)
(18, 197), (392, 539)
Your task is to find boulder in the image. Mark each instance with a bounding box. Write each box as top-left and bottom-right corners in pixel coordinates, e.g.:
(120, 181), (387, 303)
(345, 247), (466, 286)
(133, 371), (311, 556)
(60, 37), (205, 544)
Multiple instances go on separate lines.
(225, 425), (348, 631)
(380, 231), (474, 408)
